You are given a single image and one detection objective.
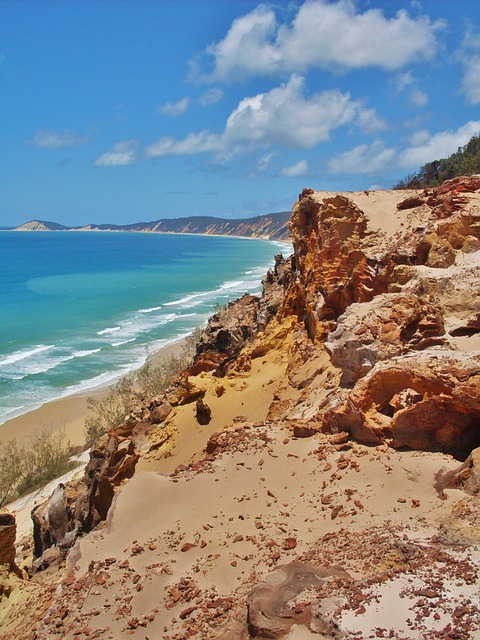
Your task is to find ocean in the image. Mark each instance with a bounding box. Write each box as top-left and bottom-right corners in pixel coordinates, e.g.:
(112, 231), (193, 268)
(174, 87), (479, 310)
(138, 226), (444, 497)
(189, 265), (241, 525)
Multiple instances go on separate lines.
(0, 231), (287, 426)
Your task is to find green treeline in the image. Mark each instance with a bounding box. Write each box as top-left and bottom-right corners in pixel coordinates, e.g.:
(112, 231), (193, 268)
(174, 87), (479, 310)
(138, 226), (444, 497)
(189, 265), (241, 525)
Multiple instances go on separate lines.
(394, 134), (480, 189)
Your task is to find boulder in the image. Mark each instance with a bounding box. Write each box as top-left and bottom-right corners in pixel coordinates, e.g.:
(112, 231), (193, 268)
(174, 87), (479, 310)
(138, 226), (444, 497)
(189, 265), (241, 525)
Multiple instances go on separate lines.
(246, 561), (350, 638)
(397, 195), (426, 210)
(148, 401), (172, 424)
(195, 399), (212, 425)
(444, 447), (480, 495)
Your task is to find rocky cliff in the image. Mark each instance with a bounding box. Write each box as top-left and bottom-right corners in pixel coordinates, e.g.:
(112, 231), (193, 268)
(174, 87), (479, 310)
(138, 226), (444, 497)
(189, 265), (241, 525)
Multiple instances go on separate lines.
(3, 178), (480, 639)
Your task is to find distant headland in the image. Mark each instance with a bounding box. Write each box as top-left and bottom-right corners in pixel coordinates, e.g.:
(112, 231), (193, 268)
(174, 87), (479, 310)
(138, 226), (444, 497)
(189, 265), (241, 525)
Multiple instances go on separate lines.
(12, 210), (291, 241)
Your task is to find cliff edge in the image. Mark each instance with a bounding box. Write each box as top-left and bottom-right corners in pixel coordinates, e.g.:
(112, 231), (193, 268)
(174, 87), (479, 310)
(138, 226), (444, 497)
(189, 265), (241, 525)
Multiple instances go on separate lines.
(3, 178), (480, 639)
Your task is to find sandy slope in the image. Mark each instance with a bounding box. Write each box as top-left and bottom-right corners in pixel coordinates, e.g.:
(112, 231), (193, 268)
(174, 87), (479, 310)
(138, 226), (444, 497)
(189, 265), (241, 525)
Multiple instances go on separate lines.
(3, 183), (480, 639)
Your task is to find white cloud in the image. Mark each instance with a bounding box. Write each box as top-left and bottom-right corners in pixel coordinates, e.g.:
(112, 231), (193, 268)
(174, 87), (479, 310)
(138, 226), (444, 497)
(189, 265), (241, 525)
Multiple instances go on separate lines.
(198, 87), (224, 106)
(398, 120), (480, 167)
(157, 97), (189, 117)
(145, 131), (222, 158)
(192, 6), (280, 82)
(459, 29), (480, 105)
(192, 1), (444, 82)
(224, 75), (358, 148)
(406, 129), (431, 146)
(280, 159), (308, 177)
(26, 128), (90, 148)
(462, 57), (480, 104)
(355, 107), (387, 134)
(409, 88), (428, 107)
(328, 139), (397, 175)
(328, 120), (480, 176)
(94, 140), (140, 166)
(145, 75), (382, 160)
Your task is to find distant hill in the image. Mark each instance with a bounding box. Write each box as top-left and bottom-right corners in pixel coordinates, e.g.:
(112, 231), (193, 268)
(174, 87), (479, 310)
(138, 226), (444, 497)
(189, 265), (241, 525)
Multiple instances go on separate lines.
(14, 211), (291, 241)
(394, 133), (480, 189)
(14, 220), (69, 231)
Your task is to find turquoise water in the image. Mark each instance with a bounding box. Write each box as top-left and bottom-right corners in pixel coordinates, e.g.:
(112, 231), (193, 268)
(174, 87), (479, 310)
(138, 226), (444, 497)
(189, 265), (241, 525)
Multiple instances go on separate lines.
(0, 231), (286, 425)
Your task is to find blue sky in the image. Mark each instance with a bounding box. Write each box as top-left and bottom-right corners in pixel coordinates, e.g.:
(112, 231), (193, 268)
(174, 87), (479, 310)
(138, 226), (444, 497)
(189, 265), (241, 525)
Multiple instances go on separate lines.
(1, 0), (480, 226)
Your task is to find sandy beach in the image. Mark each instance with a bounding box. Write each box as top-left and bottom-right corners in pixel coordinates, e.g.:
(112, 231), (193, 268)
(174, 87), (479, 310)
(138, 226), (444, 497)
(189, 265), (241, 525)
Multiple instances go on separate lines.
(0, 338), (187, 449)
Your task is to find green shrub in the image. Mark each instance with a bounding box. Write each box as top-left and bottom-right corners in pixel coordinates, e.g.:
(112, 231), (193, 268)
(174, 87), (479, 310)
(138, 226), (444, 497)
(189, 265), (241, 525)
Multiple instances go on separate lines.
(84, 327), (203, 446)
(0, 425), (74, 507)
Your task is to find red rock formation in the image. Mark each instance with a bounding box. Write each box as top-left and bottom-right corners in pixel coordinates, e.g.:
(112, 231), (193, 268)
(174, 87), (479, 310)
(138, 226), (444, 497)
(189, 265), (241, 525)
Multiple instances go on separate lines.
(282, 190), (390, 340)
(323, 351), (480, 458)
(326, 292), (447, 386)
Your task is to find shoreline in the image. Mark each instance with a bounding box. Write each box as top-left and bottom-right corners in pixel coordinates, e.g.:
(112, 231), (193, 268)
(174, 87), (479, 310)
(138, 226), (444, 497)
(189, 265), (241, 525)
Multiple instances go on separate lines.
(0, 336), (187, 450)
(0, 238), (290, 446)
(7, 227), (292, 246)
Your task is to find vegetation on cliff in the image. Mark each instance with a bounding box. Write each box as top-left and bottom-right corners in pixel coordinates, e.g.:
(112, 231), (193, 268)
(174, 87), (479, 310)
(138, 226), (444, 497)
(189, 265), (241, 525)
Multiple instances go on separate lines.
(84, 329), (202, 445)
(394, 133), (480, 189)
(0, 426), (74, 507)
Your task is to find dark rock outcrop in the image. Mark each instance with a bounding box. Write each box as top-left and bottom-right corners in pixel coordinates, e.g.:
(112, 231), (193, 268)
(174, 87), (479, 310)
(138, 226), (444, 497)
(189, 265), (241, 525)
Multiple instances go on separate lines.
(192, 295), (260, 375)
(195, 399), (212, 425)
(32, 431), (140, 563)
(0, 512), (17, 569)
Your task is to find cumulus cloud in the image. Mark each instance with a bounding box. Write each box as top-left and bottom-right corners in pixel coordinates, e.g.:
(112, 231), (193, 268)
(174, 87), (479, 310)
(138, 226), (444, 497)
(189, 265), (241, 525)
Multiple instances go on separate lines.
(280, 159), (308, 177)
(191, 0), (444, 82)
(144, 75), (383, 161)
(224, 75), (361, 148)
(157, 97), (189, 116)
(328, 121), (480, 175)
(355, 108), (387, 134)
(398, 120), (480, 167)
(391, 72), (428, 108)
(459, 30), (480, 105)
(94, 140), (140, 166)
(26, 128), (90, 148)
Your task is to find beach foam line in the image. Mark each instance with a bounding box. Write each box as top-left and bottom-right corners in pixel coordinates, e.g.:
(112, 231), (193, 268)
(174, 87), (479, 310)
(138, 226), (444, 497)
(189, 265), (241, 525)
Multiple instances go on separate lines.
(138, 305), (163, 314)
(164, 280), (246, 309)
(111, 338), (136, 347)
(72, 348), (102, 358)
(3, 345), (101, 380)
(13, 353), (78, 378)
(97, 326), (121, 335)
(0, 344), (54, 367)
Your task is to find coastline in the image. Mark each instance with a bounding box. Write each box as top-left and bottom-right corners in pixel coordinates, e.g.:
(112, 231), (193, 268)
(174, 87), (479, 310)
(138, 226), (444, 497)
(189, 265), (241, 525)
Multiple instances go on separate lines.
(0, 232), (284, 446)
(8, 227), (293, 246)
(0, 337), (187, 450)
